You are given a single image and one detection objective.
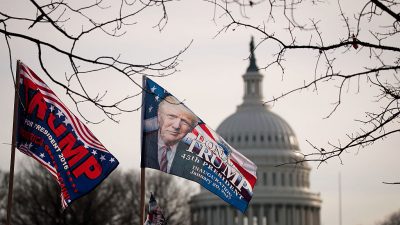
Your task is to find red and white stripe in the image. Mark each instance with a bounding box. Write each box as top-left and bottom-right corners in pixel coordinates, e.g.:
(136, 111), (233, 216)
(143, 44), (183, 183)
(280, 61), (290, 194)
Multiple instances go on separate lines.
(19, 63), (108, 152)
(192, 124), (258, 190)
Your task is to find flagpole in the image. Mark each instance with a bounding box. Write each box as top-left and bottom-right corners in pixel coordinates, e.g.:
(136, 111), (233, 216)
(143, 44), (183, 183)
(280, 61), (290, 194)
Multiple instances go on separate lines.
(140, 168), (146, 224)
(6, 60), (21, 225)
(339, 172), (342, 225)
(140, 75), (147, 225)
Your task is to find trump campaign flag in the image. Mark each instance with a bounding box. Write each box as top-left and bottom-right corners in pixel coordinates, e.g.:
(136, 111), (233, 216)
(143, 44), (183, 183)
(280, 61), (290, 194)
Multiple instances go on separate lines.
(14, 62), (119, 209)
(140, 77), (257, 212)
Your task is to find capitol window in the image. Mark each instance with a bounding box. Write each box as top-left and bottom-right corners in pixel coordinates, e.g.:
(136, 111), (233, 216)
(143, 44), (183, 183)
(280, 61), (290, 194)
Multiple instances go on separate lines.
(304, 173), (308, 188)
(250, 80), (256, 94)
(272, 172), (277, 186)
(263, 172), (267, 185)
(297, 173), (301, 187)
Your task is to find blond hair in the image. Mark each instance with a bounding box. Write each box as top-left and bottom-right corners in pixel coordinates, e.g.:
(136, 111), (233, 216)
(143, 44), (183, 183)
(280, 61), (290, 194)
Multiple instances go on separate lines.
(158, 95), (199, 127)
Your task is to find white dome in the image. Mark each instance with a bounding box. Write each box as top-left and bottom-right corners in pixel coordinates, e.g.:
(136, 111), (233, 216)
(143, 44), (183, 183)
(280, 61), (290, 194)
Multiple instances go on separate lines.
(217, 104), (299, 151)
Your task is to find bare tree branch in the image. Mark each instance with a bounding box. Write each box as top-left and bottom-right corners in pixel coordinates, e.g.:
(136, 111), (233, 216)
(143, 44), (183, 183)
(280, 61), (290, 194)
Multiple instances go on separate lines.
(206, 0), (400, 181)
(1, 0), (190, 123)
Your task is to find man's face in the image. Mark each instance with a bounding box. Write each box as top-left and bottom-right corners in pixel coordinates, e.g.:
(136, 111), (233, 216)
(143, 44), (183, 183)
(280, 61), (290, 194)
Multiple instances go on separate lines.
(158, 104), (195, 146)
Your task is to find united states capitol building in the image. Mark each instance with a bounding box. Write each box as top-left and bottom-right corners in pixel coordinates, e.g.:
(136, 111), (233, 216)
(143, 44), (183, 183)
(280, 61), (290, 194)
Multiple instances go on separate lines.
(189, 39), (322, 225)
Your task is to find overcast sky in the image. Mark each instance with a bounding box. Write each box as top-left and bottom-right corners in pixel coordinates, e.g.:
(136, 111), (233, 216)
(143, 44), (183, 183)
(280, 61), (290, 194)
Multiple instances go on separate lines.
(1, 1), (399, 225)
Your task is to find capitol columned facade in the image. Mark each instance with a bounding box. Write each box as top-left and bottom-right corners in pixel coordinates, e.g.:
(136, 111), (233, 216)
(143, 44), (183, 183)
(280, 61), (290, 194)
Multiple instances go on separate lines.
(189, 39), (322, 225)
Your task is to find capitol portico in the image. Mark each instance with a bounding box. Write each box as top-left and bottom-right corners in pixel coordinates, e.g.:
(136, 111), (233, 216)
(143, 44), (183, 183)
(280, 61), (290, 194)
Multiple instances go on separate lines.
(189, 38), (322, 225)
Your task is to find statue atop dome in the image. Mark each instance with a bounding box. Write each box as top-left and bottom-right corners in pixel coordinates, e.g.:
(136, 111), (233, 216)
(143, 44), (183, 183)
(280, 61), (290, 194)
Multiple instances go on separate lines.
(247, 36), (259, 72)
(242, 37), (263, 107)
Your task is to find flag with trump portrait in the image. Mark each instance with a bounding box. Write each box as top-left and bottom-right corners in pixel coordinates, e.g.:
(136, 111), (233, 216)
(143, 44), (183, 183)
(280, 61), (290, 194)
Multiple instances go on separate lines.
(141, 77), (257, 212)
(15, 61), (119, 209)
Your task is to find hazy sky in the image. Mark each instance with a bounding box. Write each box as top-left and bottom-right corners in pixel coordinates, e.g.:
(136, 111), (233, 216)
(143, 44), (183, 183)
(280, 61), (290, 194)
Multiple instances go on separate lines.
(1, 1), (399, 225)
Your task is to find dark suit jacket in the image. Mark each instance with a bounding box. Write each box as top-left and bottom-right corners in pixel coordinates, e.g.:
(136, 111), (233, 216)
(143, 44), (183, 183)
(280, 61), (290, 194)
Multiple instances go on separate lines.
(142, 130), (200, 181)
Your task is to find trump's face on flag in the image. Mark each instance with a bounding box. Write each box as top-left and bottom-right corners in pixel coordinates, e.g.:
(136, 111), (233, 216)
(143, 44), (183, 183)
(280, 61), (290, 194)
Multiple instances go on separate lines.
(157, 96), (198, 146)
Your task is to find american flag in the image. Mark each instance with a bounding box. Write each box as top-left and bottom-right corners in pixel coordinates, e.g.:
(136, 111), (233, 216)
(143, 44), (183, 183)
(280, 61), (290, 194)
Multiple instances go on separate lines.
(144, 193), (166, 225)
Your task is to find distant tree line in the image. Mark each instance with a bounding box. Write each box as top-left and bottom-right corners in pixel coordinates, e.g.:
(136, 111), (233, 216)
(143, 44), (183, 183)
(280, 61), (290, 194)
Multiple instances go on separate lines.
(0, 163), (193, 225)
(0, 171), (7, 224)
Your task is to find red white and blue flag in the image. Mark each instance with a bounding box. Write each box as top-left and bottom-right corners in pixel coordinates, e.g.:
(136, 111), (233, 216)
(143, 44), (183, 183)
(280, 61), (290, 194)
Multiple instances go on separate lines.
(15, 62), (119, 209)
(141, 77), (257, 212)
(144, 193), (166, 225)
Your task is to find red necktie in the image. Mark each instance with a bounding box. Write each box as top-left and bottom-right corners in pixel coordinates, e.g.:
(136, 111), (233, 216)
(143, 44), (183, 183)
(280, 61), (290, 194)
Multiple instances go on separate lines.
(160, 146), (170, 172)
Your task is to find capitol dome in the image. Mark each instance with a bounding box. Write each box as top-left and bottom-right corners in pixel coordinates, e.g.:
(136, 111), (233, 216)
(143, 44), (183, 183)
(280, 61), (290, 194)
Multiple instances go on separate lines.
(189, 38), (322, 225)
(217, 103), (299, 151)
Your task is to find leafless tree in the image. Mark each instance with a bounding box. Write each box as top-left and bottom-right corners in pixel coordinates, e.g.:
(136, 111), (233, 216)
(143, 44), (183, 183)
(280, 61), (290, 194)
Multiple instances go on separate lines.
(376, 208), (400, 225)
(145, 170), (194, 225)
(2, 163), (192, 225)
(0, 171), (7, 225)
(0, 0), (190, 123)
(209, 0), (399, 169)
